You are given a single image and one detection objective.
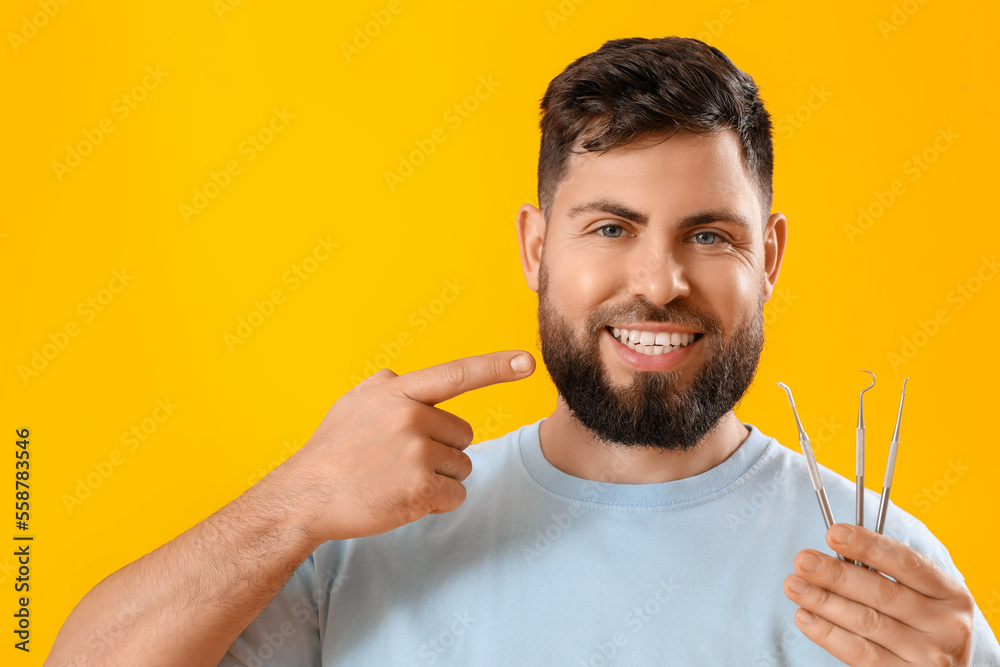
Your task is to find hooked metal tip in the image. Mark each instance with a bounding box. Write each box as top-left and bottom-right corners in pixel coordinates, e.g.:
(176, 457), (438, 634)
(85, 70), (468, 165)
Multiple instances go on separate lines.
(857, 371), (876, 428)
(860, 370), (876, 393)
(891, 378), (909, 442)
(776, 381), (806, 437)
(776, 381), (794, 406)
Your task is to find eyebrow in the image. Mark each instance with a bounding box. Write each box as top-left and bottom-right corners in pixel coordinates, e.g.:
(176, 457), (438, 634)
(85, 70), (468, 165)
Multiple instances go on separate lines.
(565, 197), (754, 230)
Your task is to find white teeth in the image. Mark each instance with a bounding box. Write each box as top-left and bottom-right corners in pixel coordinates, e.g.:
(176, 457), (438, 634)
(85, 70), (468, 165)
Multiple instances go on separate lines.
(609, 326), (697, 356)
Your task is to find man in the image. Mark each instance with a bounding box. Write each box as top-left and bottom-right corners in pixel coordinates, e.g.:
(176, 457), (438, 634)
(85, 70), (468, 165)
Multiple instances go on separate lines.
(46, 37), (999, 666)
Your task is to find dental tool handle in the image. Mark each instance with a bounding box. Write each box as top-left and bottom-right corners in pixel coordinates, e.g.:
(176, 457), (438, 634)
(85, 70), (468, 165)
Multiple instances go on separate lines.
(875, 486), (891, 535)
(855, 475), (864, 526)
(799, 436), (824, 493)
(799, 436), (846, 561)
(855, 473), (866, 567)
(866, 487), (893, 571)
(816, 488), (835, 530)
(856, 427), (865, 478)
(815, 488), (847, 562)
(883, 442), (899, 490)
(854, 473), (867, 567)
(856, 426), (865, 528)
(855, 427), (865, 564)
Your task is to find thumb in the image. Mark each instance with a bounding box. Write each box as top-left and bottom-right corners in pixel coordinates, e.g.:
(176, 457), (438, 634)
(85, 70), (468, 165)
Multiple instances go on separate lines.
(391, 350), (536, 406)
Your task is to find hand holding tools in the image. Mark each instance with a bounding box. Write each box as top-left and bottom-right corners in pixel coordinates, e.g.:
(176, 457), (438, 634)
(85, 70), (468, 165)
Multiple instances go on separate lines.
(776, 375), (910, 570)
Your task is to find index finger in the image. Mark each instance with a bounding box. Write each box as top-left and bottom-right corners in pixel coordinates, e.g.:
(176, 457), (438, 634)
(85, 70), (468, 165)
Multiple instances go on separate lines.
(389, 351), (536, 406)
(826, 524), (960, 601)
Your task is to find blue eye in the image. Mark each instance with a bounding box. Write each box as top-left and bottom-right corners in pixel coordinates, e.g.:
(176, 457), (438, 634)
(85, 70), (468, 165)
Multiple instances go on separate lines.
(692, 232), (718, 244)
(596, 224), (625, 238)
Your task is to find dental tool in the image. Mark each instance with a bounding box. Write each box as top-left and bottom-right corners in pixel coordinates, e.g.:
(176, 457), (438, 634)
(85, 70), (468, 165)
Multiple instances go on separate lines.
(855, 371), (876, 567)
(875, 378), (908, 536)
(776, 382), (847, 562)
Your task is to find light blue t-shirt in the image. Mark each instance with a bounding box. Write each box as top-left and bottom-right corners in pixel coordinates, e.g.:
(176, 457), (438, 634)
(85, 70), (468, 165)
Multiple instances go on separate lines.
(220, 419), (1000, 666)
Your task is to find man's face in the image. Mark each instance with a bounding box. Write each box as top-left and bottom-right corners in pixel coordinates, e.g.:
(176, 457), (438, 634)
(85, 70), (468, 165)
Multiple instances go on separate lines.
(520, 129), (785, 451)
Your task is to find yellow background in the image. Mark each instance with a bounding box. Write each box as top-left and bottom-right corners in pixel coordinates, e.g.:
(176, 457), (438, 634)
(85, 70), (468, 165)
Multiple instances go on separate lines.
(2, 0), (998, 661)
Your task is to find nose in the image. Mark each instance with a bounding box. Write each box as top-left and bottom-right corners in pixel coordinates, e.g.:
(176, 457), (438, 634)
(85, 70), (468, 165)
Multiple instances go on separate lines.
(626, 245), (691, 306)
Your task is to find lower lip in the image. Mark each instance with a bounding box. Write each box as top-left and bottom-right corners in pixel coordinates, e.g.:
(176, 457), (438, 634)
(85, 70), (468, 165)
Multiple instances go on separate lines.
(604, 327), (699, 372)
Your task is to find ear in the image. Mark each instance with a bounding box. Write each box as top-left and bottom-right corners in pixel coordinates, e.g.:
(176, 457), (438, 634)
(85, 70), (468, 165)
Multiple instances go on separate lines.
(762, 211), (787, 302)
(516, 202), (546, 293)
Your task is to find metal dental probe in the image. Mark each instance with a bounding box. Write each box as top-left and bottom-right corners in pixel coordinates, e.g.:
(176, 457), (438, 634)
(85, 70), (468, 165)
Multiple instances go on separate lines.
(776, 382), (847, 562)
(875, 378), (909, 537)
(856, 371), (876, 567)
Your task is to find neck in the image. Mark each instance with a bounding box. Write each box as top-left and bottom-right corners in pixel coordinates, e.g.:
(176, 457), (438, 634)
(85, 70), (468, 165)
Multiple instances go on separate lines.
(538, 397), (750, 484)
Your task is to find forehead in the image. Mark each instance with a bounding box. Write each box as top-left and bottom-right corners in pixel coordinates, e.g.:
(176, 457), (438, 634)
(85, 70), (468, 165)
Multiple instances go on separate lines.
(550, 130), (761, 225)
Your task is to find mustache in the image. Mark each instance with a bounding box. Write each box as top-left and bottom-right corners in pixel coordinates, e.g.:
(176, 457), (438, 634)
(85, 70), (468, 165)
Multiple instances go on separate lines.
(587, 299), (723, 336)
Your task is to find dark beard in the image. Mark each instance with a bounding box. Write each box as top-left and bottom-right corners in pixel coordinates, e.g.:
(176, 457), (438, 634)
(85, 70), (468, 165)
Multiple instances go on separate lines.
(536, 259), (765, 452)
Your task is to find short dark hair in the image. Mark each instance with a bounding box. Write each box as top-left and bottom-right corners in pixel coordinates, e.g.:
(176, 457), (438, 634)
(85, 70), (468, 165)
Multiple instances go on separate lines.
(536, 36), (773, 223)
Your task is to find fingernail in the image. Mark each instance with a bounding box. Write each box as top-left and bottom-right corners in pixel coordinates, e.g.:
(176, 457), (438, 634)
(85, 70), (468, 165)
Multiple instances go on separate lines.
(510, 354), (531, 373)
(799, 552), (822, 572)
(829, 524), (853, 545)
(788, 576), (810, 594)
(797, 609), (816, 625)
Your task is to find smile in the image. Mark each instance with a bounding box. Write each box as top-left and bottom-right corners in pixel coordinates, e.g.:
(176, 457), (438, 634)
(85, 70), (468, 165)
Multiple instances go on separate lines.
(606, 326), (703, 356)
